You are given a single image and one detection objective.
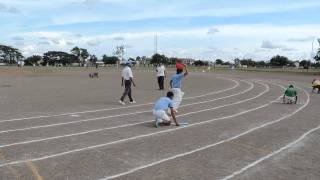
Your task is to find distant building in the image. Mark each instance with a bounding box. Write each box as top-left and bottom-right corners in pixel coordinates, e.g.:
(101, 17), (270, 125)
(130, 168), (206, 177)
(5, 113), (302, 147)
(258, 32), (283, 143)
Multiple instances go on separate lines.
(180, 58), (195, 65)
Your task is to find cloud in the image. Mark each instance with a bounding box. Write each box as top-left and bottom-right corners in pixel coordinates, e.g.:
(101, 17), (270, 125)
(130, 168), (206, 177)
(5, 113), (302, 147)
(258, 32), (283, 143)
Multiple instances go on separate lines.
(286, 36), (315, 42)
(38, 41), (50, 45)
(86, 39), (101, 46)
(66, 41), (75, 46)
(113, 36), (125, 41)
(261, 40), (282, 49)
(0, 3), (20, 14)
(207, 27), (220, 35)
(51, 39), (60, 44)
(12, 36), (24, 41)
(281, 47), (298, 51)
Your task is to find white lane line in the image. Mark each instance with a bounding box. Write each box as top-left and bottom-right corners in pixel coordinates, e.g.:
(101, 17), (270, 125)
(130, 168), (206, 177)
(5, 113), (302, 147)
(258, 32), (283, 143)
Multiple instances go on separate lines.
(0, 81), (250, 135)
(99, 85), (308, 180)
(0, 81), (255, 148)
(220, 87), (310, 180)
(0, 82), (272, 168)
(0, 78), (239, 123)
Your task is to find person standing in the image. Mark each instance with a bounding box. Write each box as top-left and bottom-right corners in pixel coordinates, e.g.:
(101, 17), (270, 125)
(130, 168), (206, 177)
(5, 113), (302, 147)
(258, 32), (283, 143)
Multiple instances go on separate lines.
(119, 62), (136, 105)
(170, 66), (188, 111)
(156, 63), (166, 90)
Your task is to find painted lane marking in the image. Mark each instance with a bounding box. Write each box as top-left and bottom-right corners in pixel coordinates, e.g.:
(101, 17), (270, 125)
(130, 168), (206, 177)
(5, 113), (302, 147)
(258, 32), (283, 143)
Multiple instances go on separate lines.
(0, 81), (255, 148)
(220, 87), (310, 180)
(0, 82), (272, 168)
(0, 81), (250, 135)
(100, 86), (308, 180)
(0, 78), (239, 123)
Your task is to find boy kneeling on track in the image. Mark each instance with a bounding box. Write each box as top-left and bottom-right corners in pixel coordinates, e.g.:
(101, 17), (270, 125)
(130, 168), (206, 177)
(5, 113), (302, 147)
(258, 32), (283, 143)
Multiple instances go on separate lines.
(153, 91), (180, 128)
(283, 85), (298, 104)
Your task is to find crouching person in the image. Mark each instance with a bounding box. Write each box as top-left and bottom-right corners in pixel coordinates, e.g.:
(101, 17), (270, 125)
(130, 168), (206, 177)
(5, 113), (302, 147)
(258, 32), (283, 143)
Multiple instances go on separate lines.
(153, 91), (179, 128)
(283, 85), (298, 104)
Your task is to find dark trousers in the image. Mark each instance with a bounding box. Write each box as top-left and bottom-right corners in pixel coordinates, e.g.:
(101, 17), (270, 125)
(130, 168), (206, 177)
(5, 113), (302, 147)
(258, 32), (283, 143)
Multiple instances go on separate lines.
(157, 76), (164, 90)
(120, 80), (133, 102)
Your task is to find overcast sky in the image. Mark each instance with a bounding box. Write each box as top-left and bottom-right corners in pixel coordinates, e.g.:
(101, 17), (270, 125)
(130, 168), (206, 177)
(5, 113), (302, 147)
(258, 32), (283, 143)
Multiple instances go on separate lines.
(0, 0), (320, 61)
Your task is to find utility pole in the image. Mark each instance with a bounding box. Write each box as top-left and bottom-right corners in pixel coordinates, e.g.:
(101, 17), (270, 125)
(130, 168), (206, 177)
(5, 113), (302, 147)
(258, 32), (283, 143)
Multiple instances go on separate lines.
(154, 34), (158, 54)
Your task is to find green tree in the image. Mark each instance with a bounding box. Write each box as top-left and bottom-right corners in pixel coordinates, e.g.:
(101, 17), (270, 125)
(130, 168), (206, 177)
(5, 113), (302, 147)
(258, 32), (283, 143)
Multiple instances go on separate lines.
(0, 44), (24, 64)
(24, 55), (42, 66)
(240, 59), (256, 67)
(88, 55), (98, 66)
(215, 59), (223, 65)
(43, 51), (77, 66)
(71, 46), (90, 66)
(270, 55), (290, 67)
(102, 55), (119, 64)
(150, 53), (168, 65)
(194, 60), (208, 66)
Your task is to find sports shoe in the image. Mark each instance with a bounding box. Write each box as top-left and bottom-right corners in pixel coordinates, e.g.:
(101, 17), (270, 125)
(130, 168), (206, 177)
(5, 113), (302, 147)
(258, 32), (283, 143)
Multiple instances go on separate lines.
(155, 118), (160, 128)
(119, 100), (125, 105)
(129, 101), (136, 104)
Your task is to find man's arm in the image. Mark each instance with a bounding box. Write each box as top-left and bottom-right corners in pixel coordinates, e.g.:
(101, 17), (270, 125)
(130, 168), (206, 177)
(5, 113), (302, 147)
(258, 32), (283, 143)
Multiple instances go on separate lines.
(121, 77), (124, 86)
(170, 107), (179, 126)
(130, 77), (136, 87)
(184, 66), (188, 77)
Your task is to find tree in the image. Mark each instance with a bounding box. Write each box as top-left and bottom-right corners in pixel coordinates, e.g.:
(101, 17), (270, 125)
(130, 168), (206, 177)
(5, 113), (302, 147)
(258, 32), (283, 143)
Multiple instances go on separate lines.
(150, 53), (168, 65)
(315, 48), (320, 62)
(0, 44), (24, 64)
(24, 55), (42, 66)
(102, 55), (119, 65)
(299, 60), (310, 68)
(88, 55), (98, 66)
(240, 58), (256, 67)
(256, 61), (266, 67)
(194, 60), (208, 66)
(215, 59), (223, 65)
(43, 51), (77, 66)
(71, 46), (89, 66)
(270, 55), (290, 67)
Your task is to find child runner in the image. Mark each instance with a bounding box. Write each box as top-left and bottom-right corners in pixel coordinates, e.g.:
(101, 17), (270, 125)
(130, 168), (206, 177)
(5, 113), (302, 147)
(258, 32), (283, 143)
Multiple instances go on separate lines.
(153, 91), (179, 128)
(119, 62), (136, 105)
(170, 65), (188, 111)
(283, 85), (298, 104)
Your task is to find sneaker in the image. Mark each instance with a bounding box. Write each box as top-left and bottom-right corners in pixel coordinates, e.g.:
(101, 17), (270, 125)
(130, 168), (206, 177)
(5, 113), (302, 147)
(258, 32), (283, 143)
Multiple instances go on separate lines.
(155, 118), (160, 128)
(129, 101), (136, 104)
(119, 100), (125, 105)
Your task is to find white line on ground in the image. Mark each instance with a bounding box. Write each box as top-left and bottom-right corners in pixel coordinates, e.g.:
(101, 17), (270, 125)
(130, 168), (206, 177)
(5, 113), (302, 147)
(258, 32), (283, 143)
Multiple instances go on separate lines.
(0, 80), (250, 135)
(220, 87), (310, 180)
(99, 85), (308, 180)
(0, 78), (239, 123)
(0, 81), (254, 148)
(0, 81), (273, 168)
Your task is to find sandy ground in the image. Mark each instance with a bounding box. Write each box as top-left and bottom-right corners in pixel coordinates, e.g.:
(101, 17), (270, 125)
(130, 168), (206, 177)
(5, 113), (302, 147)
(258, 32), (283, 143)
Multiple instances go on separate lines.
(0, 67), (319, 180)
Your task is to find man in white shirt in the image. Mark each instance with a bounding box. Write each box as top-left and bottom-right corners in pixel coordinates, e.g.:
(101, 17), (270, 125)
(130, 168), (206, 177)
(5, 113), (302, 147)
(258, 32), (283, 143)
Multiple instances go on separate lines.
(156, 63), (166, 90)
(119, 62), (136, 105)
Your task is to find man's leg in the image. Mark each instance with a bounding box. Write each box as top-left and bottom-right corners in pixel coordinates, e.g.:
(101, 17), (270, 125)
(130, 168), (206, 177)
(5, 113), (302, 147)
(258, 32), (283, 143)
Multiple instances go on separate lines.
(157, 76), (161, 90)
(159, 76), (164, 90)
(172, 88), (184, 110)
(120, 81), (130, 102)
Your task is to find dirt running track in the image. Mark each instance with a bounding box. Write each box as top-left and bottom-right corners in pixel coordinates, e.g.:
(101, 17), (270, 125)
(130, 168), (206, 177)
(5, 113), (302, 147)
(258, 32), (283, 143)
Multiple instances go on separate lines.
(0, 67), (319, 180)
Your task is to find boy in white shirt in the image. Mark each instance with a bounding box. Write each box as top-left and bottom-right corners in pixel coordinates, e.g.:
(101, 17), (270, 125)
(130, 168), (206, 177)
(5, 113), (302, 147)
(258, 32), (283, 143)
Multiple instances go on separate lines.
(156, 63), (166, 90)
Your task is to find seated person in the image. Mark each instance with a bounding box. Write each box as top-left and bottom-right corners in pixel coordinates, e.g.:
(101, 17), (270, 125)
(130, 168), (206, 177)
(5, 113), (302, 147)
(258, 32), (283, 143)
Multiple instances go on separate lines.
(153, 91), (179, 128)
(283, 85), (298, 104)
(312, 79), (320, 94)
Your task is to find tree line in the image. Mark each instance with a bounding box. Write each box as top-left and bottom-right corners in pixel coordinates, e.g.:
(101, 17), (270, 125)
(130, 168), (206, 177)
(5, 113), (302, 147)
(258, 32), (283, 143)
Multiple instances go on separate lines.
(1, 44), (320, 68)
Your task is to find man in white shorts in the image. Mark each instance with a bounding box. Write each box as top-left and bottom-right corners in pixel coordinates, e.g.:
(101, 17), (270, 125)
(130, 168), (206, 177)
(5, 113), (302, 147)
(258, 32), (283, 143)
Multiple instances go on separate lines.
(153, 91), (179, 128)
(170, 67), (188, 111)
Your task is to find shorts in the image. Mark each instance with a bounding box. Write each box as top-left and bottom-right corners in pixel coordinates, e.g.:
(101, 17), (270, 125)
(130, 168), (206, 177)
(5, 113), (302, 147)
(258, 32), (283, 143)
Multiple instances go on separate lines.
(153, 109), (171, 123)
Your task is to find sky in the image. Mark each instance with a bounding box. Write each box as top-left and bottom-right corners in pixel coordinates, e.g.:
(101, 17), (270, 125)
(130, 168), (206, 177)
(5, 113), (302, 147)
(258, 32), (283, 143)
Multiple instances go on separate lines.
(0, 0), (320, 61)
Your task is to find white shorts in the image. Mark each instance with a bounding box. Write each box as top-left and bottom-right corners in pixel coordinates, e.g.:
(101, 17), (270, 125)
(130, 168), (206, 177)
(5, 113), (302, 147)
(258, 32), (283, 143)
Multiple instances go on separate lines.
(171, 88), (184, 109)
(153, 109), (170, 123)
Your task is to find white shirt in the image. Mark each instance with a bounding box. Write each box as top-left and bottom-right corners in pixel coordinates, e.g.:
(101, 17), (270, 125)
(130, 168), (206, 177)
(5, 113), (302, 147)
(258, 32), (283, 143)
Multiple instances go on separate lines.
(122, 66), (133, 80)
(156, 65), (165, 77)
